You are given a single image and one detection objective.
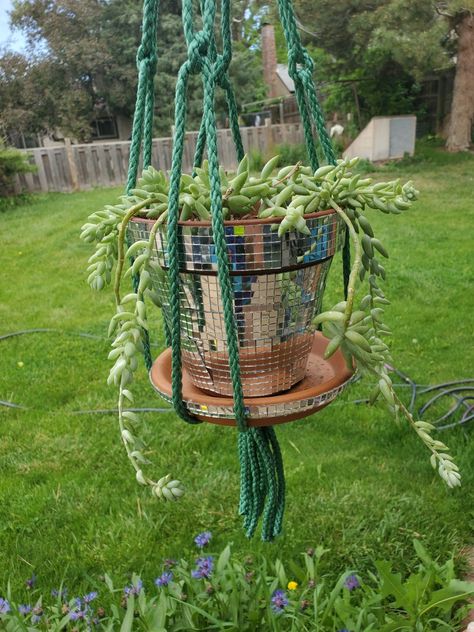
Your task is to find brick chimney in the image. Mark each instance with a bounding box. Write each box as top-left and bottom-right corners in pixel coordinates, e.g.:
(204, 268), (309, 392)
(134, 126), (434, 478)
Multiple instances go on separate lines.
(261, 22), (278, 98)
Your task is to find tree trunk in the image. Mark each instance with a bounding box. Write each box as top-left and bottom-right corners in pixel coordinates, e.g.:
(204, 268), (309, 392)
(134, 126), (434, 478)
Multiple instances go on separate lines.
(446, 13), (474, 151)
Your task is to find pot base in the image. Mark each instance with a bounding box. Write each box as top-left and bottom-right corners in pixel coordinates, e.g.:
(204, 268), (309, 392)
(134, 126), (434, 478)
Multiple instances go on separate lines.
(149, 333), (354, 427)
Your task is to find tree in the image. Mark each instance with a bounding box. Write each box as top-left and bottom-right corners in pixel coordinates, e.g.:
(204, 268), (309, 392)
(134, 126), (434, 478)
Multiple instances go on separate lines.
(439, 4), (474, 151)
(0, 51), (91, 143)
(269, 0), (472, 150)
(351, 0), (474, 150)
(8, 0), (141, 140)
(3, 0), (265, 142)
(266, 0), (425, 127)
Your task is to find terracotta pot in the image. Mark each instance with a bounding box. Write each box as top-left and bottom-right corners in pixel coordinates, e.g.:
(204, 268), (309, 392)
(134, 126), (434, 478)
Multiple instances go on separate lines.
(150, 332), (354, 426)
(128, 209), (344, 397)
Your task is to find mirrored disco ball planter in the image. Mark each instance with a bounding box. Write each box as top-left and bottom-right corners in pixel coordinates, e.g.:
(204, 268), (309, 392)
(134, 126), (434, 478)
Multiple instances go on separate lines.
(128, 211), (353, 423)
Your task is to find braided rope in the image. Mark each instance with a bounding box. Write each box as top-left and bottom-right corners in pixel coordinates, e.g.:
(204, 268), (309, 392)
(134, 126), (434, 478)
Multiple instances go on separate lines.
(237, 428), (284, 541)
(276, 0), (335, 166)
(276, 0), (348, 299)
(126, 0), (159, 192)
(165, 0), (247, 428)
(126, 0), (160, 372)
(192, 0), (244, 171)
(292, 74), (319, 171)
(142, 74), (156, 169)
(193, 119), (207, 173)
(238, 433), (251, 516)
(201, 57), (247, 429)
(245, 432), (264, 537)
(215, 0), (244, 161)
(166, 61), (201, 424)
(265, 426), (285, 536)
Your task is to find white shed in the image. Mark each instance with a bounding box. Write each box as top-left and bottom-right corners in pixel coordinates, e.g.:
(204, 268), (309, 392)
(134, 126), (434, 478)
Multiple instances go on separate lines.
(343, 116), (417, 162)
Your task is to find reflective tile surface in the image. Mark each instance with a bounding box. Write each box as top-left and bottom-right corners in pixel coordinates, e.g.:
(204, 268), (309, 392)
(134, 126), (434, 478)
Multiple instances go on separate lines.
(129, 212), (344, 396)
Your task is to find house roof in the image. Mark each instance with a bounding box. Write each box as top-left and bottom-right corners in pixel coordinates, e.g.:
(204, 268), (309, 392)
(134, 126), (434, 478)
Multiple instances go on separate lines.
(276, 64), (295, 93)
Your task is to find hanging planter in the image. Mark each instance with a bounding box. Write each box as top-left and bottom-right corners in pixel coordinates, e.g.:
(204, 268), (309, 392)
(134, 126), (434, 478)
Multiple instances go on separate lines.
(128, 205), (343, 398)
(80, 0), (461, 541)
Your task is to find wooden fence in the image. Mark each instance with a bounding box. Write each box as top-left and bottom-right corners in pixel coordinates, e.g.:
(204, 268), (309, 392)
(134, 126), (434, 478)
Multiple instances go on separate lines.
(15, 123), (304, 194)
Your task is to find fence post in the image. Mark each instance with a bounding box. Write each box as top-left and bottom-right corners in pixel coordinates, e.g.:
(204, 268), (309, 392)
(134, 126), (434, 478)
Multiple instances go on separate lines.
(264, 118), (274, 157)
(64, 138), (79, 191)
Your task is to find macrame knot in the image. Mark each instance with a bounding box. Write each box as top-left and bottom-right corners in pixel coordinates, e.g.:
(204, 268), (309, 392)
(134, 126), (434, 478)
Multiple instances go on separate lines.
(187, 31), (210, 73)
(137, 54), (158, 77)
(136, 40), (158, 75)
(214, 51), (231, 85)
(288, 47), (314, 80)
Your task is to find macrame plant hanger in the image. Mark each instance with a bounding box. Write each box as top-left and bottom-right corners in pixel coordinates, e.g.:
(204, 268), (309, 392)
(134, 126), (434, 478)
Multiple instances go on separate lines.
(126, 0), (350, 541)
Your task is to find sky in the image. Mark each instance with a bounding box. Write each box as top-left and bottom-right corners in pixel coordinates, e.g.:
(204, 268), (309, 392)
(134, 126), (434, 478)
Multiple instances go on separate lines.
(0, 0), (27, 52)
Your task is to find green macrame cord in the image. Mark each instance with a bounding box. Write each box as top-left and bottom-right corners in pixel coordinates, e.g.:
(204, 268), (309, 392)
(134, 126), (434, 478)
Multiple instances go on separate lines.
(126, 0), (349, 539)
(166, 0), (290, 539)
(192, 0), (245, 170)
(275, 0), (351, 295)
(125, 0), (160, 371)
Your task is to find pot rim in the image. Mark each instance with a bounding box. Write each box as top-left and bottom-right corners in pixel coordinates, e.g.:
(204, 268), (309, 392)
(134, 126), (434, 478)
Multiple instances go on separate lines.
(130, 208), (336, 228)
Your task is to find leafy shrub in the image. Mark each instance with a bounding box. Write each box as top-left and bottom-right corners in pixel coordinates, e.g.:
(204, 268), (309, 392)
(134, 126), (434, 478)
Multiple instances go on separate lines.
(275, 142), (347, 167)
(0, 145), (36, 197)
(248, 148), (265, 172)
(0, 192), (34, 212)
(0, 536), (472, 630)
(276, 142), (309, 166)
(331, 135), (345, 157)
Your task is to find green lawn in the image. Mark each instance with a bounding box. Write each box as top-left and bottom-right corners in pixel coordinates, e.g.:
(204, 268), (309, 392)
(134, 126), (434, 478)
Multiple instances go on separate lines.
(1, 140), (473, 603)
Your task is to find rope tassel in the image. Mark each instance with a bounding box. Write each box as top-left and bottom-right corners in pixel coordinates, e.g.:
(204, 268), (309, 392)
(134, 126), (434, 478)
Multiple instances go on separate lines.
(238, 427), (286, 541)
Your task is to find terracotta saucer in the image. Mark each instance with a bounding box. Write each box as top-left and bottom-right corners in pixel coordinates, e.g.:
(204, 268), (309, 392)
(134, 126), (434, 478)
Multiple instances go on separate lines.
(149, 332), (354, 427)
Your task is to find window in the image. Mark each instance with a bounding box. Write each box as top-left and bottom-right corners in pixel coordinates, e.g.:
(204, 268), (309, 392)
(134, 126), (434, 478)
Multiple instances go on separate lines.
(90, 117), (118, 139)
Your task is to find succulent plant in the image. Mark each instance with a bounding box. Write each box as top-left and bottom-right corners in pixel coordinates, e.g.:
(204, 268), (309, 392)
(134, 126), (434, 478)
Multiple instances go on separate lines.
(80, 154), (460, 499)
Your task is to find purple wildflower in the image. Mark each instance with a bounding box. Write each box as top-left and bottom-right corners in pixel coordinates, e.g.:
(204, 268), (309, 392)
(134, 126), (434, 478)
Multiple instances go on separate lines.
(51, 587), (68, 600)
(18, 604), (32, 616)
(124, 579), (143, 597)
(155, 572), (173, 587)
(31, 607), (43, 625)
(271, 589), (289, 614)
(70, 609), (86, 621)
(25, 574), (36, 589)
(343, 574), (360, 591)
(191, 556), (214, 579)
(83, 591), (98, 604)
(0, 598), (11, 614)
(69, 602), (93, 622)
(194, 531), (212, 548)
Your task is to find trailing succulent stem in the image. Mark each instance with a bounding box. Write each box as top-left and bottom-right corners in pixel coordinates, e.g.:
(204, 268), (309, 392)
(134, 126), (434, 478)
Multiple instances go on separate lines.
(314, 191), (460, 489)
(107, 206), (183, 501)
(80, 153), (460, 495)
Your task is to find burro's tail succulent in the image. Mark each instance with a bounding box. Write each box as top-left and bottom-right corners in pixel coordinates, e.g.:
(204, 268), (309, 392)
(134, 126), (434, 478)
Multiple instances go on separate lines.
(80, 154), (460, 498)
(312, 172), (459, 489)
